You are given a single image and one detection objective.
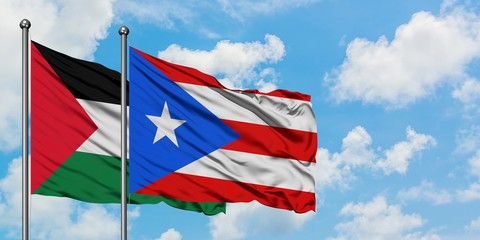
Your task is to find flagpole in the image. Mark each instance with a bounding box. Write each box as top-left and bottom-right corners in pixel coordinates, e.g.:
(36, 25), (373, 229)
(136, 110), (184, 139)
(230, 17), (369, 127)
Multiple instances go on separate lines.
(20, 18), (31, 240)
(119, 25), (129, 240)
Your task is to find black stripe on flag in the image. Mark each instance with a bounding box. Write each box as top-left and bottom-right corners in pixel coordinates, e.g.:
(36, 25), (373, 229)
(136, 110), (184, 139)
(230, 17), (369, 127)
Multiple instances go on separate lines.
(33, 41), (127, 104)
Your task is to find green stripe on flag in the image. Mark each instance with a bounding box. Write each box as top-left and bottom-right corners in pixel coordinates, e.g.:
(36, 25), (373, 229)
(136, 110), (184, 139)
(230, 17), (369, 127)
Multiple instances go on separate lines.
(34, 151), (225, 215)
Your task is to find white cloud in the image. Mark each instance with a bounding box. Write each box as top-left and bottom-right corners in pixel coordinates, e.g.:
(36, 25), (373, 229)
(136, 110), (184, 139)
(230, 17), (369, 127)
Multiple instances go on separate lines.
(315, 148), (354, 190)
(7, 0), (114, 59)
(339, 126), (376, 167)
(440, 0), (460, 13)
(316, 126), (435, 190)
(326, 7), (480, 108)
(128, 206), (141, 219)
(0, 0), (114, 151)
(158, 34), (285, 91)
(115, 0), (194, 29)
(155, 228), (182, 240)
(457, 182), (480, 202)
(0, 158), (120, 239)
(434, 216), (480, 239)
(375, 127), (436, 175)
(403, 232), (442, 240)
(315, 126), (375, 190)
(116, 0), (318, 38)
(397, 180), (452, 205)
(209, 202), (314, 240)
(0, 158), (23, 233)
(33, 202), (119, 240)
(328, 196), (432, 240)
(217, 0), (319, 21)
(456, 149), (480, 202)
(117, 0), (318, 26)
(465, 217), (480, 233)
(452, 78), (480, 111)
(468, 150), (480, 177)
(455, 125), (480, 154)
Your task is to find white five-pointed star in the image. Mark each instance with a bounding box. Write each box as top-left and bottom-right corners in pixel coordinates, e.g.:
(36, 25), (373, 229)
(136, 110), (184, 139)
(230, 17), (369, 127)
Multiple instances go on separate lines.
(146, 102), (186, 147)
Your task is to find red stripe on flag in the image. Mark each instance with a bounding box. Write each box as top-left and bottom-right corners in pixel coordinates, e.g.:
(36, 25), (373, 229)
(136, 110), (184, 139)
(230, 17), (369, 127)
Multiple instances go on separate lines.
(136, 172), (316, 213)
(31, 43), (97, 193)
(221, 120), (317, 162)
(132, 47), (311, 101)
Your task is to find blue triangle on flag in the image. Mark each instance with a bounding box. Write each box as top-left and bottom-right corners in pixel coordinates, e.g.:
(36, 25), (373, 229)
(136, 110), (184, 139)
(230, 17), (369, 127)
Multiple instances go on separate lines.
(129, 49), (240, 193)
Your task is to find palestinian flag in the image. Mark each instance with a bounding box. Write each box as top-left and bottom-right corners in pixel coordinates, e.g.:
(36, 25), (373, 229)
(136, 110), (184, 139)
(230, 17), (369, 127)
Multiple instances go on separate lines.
(30, 41), (225, 215)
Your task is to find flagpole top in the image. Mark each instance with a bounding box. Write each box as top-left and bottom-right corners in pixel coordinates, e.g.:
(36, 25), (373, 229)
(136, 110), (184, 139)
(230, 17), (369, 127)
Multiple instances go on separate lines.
(118, 26), (129, 36)
(19, 19), (31, 29)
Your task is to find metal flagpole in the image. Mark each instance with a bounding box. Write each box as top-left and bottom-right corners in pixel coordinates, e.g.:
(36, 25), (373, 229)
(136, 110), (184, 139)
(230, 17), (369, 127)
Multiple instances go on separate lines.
(20, 18), (31, 240)
(119, 25), (129, 240)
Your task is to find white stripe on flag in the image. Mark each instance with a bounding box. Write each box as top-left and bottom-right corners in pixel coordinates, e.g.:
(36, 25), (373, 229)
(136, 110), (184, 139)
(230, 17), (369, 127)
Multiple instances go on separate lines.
(176, 149), (315, 192)
(178, 83), (316, 132)
(76, 99), (123, 157)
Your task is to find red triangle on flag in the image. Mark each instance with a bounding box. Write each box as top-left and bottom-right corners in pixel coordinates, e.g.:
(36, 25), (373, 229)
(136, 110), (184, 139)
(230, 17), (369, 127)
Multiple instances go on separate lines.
(31, 43), (97, 193)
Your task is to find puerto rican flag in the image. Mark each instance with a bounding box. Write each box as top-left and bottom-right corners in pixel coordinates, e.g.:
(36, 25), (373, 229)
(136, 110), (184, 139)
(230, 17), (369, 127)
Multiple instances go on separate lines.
(129, 47), (317, 213)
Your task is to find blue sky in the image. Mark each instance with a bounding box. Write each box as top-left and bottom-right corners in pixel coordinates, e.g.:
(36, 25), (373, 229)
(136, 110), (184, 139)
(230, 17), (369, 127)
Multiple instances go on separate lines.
(1, 0), (480, 239)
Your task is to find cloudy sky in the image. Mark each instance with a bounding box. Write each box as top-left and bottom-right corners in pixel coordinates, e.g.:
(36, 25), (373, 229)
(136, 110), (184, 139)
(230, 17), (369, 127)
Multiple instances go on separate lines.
(1, 0), (480, 239)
